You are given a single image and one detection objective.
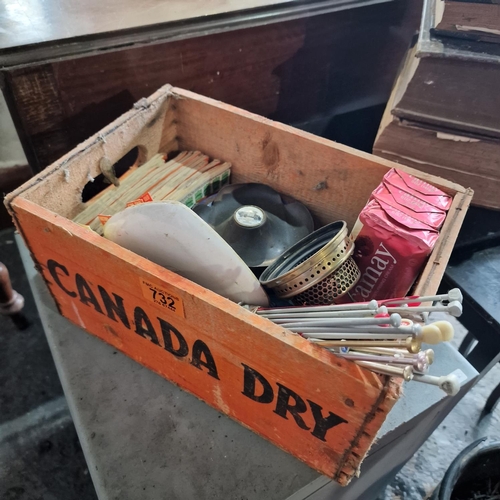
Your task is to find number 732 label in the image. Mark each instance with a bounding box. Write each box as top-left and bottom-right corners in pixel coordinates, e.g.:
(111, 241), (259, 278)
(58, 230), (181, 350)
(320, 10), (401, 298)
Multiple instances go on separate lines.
(140, 279), (185, 318)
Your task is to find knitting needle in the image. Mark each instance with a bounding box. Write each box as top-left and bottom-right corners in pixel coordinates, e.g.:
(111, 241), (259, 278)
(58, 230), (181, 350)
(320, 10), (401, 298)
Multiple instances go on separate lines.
(283, 324), (419, 335)
(253, 289), (463, 316)
(411, 372), (461, 396)
(381, 288), (463, 306)
(339, 352), (429, 373)
(385, 301), (463, 318)
(290, 322), (446, 344)
(301, 332), (409, 340)
(311, 337), (421, 353)
(353, 360), (414, 381)
(355, 361), (460, 395)
(260, 306), (388, 320)
(352, 347), (435, 365)
(256, 300), (379, 315)
(279, 313), (402, 329)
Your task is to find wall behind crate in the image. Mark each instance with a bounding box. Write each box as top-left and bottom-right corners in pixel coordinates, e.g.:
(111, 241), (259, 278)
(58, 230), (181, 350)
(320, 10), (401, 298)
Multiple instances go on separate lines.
(0, 92), (31, 228)
(1, 0), (422, 174)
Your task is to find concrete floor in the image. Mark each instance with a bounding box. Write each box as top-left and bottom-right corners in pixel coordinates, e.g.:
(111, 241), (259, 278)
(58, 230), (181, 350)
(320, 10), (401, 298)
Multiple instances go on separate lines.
(379, 314), (500, 500)
(0, 228), (97, 500)
(0, 226), (499, 499)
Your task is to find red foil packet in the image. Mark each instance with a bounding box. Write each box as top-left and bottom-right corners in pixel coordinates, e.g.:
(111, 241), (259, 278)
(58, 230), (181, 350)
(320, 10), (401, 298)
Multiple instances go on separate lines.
(349, 199), (439, 301)
(371, 182), (446, 230)
(384, 169), (452, 211)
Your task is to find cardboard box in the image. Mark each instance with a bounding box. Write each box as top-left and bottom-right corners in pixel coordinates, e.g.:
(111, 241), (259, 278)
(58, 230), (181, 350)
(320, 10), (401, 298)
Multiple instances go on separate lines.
(5, 85), (472, 484)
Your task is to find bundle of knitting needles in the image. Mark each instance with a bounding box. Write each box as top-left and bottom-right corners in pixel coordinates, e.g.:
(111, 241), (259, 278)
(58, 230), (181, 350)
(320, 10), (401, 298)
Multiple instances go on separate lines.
(73, 151), (231, 234)
(252, 288), (464, 396)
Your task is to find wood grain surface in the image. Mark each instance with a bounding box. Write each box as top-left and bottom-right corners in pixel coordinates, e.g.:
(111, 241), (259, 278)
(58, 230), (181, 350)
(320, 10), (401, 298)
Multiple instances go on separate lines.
(434, 1), (500, 44)
(0, 0), (293, 49)
(172, 87), (470, 297)
(392, 56), (500, 140)
(375, 119), (499, 209)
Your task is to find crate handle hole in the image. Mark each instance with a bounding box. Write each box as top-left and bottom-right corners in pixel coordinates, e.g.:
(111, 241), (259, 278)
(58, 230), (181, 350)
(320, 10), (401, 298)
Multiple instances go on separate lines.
(81, 146), (143, 202)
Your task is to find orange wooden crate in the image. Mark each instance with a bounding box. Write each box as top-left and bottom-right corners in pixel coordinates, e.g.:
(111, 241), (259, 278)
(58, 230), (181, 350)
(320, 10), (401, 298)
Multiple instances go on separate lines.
(5, 85), (472, 485)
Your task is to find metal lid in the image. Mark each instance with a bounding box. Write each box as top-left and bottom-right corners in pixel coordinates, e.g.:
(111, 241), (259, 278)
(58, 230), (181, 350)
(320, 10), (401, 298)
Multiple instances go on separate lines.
(233, 206), (266, 228)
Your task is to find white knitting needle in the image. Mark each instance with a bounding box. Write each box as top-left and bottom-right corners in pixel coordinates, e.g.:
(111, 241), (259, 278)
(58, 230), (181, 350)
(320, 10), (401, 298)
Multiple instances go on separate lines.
(302, 332), (409, 340)
(253, 289), (463, 315)
(292, 326), (415, 334)
(260, 306), (388, 320)
(287, 323), (447, 344)
(385, 301), (462, 318)
(283, 323), (419, 334)
(412, 372), (461, 396)
(355, 361), (461, 395)
(256, 299), (379, 315)
(382, 288), (463, 306)
(280, 313), (401, 329)
(314, 337), (421, 353)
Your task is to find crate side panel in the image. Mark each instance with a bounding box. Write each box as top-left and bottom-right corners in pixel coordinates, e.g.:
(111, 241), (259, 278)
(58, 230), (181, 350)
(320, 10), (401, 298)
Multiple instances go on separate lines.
(11, 198), (399, 483)
(413, 188), (473, 296)
(5, 85), (177, 220)
(172, 89), (465, 228)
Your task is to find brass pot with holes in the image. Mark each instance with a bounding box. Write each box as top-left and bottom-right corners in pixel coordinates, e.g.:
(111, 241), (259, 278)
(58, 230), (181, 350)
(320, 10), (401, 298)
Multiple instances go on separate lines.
(259, 221), (360, 305)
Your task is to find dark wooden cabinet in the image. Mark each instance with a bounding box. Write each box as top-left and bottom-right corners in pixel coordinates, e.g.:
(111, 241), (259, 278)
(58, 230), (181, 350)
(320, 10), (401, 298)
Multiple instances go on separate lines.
(0, 0), (421, 172)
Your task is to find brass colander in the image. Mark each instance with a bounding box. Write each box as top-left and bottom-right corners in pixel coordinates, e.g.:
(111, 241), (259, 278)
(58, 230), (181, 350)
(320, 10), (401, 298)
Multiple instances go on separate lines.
(259, 221), (360, 305)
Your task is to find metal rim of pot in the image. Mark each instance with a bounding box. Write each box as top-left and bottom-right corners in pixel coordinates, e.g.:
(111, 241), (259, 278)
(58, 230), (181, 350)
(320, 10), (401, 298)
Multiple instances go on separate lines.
(259, 221), (358, 299)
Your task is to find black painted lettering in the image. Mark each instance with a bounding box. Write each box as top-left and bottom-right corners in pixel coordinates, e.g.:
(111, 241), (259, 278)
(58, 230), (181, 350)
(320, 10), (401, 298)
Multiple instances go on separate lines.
(75, 274), (103, 314)
(241, 364), (274, 403)
(134, 307), (159, 344)
(307, 400), (348, 441)
(157, 317), (188, 357)
(47, 259), (76, 297)
(98, 286), (130, 329)
(191, 340), (219, 379)
(273, 384), (310, 430)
